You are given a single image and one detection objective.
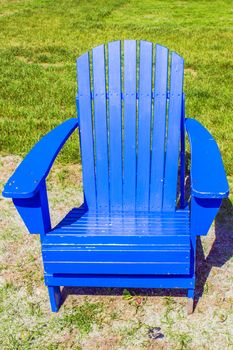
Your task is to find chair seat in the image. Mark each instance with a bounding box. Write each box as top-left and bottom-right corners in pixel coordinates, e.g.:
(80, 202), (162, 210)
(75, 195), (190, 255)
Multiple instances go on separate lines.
(42, 208), (191, 276)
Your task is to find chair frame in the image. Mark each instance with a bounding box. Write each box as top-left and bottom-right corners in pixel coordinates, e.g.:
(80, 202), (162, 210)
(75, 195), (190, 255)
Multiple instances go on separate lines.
(3, 41), (229, 314)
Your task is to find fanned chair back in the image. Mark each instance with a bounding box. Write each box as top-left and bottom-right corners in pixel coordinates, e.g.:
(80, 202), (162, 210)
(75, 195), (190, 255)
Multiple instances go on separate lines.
(76, 40), (184, 212)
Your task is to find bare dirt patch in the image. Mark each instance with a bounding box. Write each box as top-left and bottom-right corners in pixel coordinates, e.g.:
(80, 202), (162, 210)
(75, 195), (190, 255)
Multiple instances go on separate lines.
(185, 68), (197, 77)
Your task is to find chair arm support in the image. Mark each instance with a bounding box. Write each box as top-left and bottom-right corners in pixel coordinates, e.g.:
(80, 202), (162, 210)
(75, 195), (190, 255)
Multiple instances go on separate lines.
(2, 118), (78, 199)
(186, 118), (229, 235)
(12, 180), (52, 234)
(190, 196), (222, 236)
(186, 118), (229, 199)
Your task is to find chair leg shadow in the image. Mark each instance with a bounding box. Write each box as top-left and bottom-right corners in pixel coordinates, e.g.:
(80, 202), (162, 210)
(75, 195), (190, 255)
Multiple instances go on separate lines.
(194, 198), (233, 310)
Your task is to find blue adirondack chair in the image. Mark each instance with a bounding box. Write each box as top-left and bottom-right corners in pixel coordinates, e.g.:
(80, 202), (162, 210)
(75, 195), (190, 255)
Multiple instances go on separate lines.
(2, 40), (229, 314)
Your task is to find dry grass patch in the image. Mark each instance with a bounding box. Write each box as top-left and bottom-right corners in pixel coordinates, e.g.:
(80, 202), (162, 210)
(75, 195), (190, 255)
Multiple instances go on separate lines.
(0, 155), (233, 349)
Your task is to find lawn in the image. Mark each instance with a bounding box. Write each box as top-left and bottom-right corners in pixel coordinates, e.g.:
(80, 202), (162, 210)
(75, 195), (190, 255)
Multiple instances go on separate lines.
(0, 0), (232, 173)
(0, 1), (233, 349)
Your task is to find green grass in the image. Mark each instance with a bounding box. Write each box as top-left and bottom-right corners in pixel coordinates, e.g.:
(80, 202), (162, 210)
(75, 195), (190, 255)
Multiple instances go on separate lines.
(0, 0), (232, 174)
(61, 300), (104, 334)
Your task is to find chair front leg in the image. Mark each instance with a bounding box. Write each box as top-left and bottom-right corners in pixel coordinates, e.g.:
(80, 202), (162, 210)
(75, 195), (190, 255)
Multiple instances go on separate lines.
(48, 286), (62, 312)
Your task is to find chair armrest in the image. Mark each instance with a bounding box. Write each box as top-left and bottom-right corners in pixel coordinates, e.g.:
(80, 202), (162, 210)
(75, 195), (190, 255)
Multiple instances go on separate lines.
(186, 118), (229, 236)
(2, 118), (78, 199)
(186, 118), (229, 199)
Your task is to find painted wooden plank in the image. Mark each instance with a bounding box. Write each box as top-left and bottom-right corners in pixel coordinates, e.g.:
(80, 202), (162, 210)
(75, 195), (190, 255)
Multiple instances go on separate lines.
(55, 224), (188, 230)
(59, 209), (188, 219)
(150, 45), (169, 211)
(60, 217), (189, 225)
(44, 261), (190, 275)
(163, 52), (184, 211)
(44, 274), (195, 289)
(56, 207), (189, 216)
(56, 220), (189, 228)
(123, 40), (137, 210)
(56, 222), (189, 230)
(57, 214), (189, 223)
(108, 41), (123, 210)
(77, 53), (96, 209)
(53, 226), (189, 235)
(52, 228), (189, 235)
(42, 234), (190, 246)
(43, 245), (190, 252)
(180, 94), (186, 208)
(49, 229), (189, 237)
(43, 250), (189, 263)
(92, 44), (109, 210)
(136, 41), (153, 210)
(55, 227), (189, 234)
(56, 218), (189, 226)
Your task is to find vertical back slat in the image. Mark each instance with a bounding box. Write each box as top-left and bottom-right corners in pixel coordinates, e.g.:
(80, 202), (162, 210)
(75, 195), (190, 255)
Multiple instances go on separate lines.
(136, 41), (153, 210)
(92, 45), (109, 210)
(163, 52), (184, 211)
(150, 45), (168, 211)
(108, 41), (122, 210)
(77, 53), (96, 210)
(180, 94), (186, 208)
(123, 40), (137, 210)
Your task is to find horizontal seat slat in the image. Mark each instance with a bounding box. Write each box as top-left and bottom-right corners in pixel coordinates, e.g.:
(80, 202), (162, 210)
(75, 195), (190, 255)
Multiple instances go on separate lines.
(43, 235), (190, 246)
(52, 230), (189, 236)
(44, 262), (190, 275)
(55, 221), (189, 227)
(44, 273), (194, 289)
(58, 209), (189, 217)
(56, 223), (189, 229)
(43, 245), (189, 251)
(43, 250), (189, 262)
(55, 226), (189, 232)
(59, 218), (189, 223)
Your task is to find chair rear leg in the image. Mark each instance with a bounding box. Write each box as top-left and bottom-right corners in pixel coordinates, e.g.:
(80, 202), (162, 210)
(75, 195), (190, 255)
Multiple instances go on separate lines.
(187, 288), (194, 315)
(48, 286), (62, 312)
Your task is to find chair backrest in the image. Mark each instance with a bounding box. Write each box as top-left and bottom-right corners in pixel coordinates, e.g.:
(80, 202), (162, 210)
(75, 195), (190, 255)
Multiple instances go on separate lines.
(76, 40), (184, 212)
